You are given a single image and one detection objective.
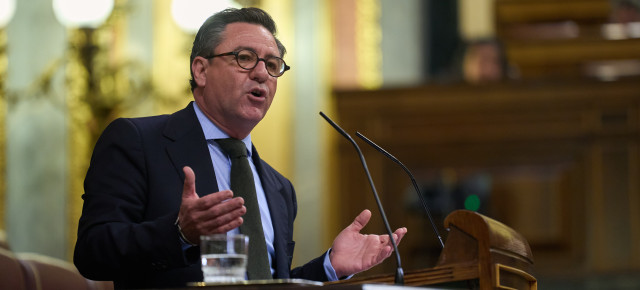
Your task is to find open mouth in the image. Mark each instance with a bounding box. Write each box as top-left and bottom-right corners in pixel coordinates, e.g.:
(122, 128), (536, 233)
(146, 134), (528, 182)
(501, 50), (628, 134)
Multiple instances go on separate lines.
(250, 89), (265, 98)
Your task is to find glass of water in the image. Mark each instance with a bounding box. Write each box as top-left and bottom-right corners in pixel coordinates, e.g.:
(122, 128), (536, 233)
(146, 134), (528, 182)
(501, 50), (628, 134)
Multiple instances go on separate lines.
(200, 234), (248, 283)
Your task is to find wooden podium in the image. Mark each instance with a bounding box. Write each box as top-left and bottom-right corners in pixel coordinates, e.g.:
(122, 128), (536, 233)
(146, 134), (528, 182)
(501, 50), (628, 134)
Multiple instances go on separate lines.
(177, 210), (535, 289)
(327, 210), (537, 290)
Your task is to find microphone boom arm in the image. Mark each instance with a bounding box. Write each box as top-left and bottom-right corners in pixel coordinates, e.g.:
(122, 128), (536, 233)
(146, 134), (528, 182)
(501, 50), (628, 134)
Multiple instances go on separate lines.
(356, 132), (445, 249)
(319, 112), (404, 285)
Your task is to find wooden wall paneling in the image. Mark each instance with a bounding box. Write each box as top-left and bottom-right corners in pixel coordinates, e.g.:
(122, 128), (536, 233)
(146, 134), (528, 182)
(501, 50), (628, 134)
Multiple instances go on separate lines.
(630, 141), (640, 268)
(495, 0), (610, 25)
(333, 78), (640, 281)
(495, 0), (640, 80)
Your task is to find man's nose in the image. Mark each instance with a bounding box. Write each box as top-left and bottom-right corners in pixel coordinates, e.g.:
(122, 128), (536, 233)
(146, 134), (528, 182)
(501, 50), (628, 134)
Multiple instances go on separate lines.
(249, 60), (270, 82)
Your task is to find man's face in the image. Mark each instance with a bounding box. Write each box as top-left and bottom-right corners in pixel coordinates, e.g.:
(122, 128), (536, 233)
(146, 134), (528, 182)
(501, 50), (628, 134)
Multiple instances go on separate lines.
(194, 22), (280, 138)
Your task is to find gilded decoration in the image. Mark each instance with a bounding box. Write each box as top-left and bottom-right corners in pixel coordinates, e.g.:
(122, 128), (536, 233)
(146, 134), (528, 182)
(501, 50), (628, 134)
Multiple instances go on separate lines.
(356, 0), (382, 89)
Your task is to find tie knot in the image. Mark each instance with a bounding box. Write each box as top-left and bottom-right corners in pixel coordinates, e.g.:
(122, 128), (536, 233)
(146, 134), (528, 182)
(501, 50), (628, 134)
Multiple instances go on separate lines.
(216, 138), (248, 159)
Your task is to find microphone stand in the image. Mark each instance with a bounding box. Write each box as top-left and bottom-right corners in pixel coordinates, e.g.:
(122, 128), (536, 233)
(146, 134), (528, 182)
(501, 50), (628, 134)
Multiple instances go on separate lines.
(356, 132), (445, 249)
(319, 112), (404, 285)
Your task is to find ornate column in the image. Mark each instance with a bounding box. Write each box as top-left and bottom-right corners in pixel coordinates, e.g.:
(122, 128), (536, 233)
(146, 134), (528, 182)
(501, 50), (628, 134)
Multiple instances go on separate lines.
(52, 0), (115, 259)
(0, 0), (16, 231)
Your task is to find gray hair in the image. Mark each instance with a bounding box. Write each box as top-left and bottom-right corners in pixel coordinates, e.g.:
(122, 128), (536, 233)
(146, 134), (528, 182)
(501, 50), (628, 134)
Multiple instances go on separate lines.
(189, 7), (287, 91)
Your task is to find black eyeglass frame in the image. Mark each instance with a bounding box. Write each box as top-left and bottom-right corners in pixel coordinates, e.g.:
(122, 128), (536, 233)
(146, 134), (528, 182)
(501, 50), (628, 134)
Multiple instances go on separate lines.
(205, 49), (291, 77)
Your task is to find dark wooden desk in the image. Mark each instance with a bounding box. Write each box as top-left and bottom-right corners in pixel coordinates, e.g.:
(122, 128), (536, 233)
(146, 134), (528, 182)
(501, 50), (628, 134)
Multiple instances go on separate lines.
(166, 282), (449, 290)
(165, 211), (536, 290)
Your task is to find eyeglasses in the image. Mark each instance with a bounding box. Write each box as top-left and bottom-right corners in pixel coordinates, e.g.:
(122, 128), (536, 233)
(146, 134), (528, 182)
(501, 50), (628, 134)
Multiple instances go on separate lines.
(206, 49), (290, 77)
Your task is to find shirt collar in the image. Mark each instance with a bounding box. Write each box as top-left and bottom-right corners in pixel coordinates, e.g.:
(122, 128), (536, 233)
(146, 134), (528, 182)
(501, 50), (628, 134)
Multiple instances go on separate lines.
(193, 102), (253, 157)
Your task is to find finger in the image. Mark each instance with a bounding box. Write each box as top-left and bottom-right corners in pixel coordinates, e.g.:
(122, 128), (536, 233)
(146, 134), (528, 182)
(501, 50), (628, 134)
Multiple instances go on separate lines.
(190, 217), (243, 237)
(348, 209), (372, 232)
(379, 234), (390, 244)
(198, 190), (238, 208)
(201, 200), (246, 222)
(377, 245), (393, 262)
(394, 227), (407, 245)
(182, 166), (198, 200)
(194, 199), (244, 226)
(217, 217), (243, 233)
(380, 234), (397, 246)
(203, 208), (244, 234)
(199, 204), (246, 234)
(185, 200), (245, 231)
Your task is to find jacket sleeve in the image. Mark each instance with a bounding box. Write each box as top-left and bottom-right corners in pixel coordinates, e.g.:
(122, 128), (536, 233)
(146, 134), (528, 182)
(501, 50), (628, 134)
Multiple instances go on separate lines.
(290, 253), (330, 281)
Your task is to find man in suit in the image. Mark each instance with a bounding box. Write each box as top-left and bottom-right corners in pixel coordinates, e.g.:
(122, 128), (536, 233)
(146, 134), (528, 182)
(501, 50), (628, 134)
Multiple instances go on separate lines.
(74, 7), (406, 289)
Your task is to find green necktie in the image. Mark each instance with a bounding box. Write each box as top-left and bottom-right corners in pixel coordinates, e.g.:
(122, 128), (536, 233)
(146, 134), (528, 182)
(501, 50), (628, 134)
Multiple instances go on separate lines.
(215, 138), (272, 280)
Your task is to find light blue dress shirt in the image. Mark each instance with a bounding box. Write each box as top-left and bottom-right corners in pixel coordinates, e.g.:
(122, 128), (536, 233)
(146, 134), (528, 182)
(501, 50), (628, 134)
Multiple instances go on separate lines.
(192, 103), (338, 281)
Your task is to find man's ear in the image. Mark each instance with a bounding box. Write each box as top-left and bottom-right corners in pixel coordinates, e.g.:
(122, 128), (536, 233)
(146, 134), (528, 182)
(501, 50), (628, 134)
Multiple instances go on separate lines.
(192, 56), (208, 87)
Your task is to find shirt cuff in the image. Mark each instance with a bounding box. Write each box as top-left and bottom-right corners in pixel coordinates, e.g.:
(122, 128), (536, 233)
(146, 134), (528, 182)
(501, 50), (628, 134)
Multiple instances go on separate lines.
(323, 248), (354, 281)
(175, 217), (197, 250)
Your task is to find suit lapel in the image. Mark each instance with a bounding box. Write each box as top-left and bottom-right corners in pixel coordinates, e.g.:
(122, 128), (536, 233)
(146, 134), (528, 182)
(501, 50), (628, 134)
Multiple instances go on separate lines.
(164, 102), (219, 197)
(251, 145), (287, 230)
(251, 145), (291, 277)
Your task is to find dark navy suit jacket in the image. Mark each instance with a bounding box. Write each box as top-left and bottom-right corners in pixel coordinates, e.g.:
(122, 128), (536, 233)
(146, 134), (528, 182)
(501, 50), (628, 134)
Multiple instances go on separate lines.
(74, 102), (327, 289)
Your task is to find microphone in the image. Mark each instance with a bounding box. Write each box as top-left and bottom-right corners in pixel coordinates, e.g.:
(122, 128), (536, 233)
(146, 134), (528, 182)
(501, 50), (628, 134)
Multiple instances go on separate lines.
(355, 132), (445, 249)
(319, 112), (404, 285)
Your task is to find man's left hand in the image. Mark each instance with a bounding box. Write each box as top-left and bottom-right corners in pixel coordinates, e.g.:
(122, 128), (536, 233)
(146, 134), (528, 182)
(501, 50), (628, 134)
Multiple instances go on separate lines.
(329, 209), (407, 278)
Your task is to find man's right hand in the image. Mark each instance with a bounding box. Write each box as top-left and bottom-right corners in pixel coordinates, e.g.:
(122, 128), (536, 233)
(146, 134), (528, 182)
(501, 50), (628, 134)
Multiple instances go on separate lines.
(177, 166), (246, 243)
